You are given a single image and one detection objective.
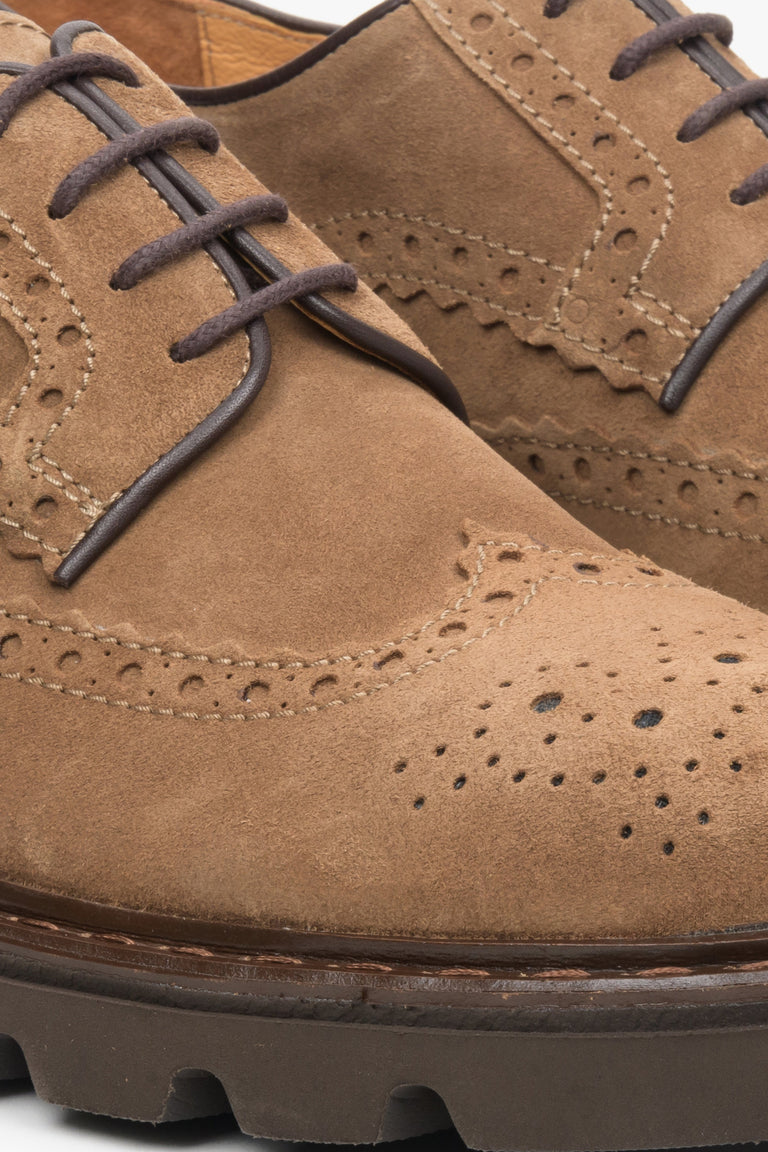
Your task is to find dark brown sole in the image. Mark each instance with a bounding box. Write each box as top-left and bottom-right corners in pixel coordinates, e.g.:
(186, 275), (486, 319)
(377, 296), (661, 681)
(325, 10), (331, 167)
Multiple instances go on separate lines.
(4, 908), (768, 1149)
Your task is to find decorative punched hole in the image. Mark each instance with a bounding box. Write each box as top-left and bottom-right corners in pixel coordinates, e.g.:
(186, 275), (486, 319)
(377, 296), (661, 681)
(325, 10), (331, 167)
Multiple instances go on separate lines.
(39, 388), (64, 407)
(435, 745), (446, 757)
(0, 634), (21, 659)
(733, 704), (745, 714)
(471, 11), (493, 29)
(439, 621), (468, 637)
(57, 649), (81, 669)
(685, 760), (699, 772)
(716, 654), (742, 664)
(621, 825), (633, 839)
(373, 649), (404, 671)
(118, 663), (142, 684)
(663, 841), (675, 856)
(311, 674), (338, 699)
(698, 811), (710, 825)
(500, 267), (519, 292)
(474, 728), (488, 739)
(593, 132), (616, 149)
(484, 590), (515, 602)
(573, 457), (591, 481)
(628, 175), (650, 194)
(582, 713), (595, 724)
(593, 771), (606, 784)
(638, 566), (661, 577)
(544, 733), (557, 745)
(731, 760), (743, 772)
(394, 761), (407, 774)
(413, 797), (425, 810)
(513, 770), (526, 783)
(33, 496), (57, 520)
(498, 549), (521, 562)
(551, 774), (565, 787)
(736, 492), (758, 519)
(634, 709), (663, 729)
(57, 324), (81, 345)
(357, 231), (374, 253)
(453, 246), (469, 264)
(635, 766), (648, 778)
(627, 467), (643, 489)
(614, 229), (638, 251)
(655, 795), (669, 809)
(404, 234), (420, 256)
(528, 454), (545, 473)
(713, 730), (726, 740)
(574, 562), (600, 574)
(242, 680), (269, 703)
(180, 675), (204, 695)
(512, 53), (534, 69)
(532, 693), (562, 713)
(479, 701), (493, 711)
(454, 776), (467, 790)
(487, 754), (500, 767)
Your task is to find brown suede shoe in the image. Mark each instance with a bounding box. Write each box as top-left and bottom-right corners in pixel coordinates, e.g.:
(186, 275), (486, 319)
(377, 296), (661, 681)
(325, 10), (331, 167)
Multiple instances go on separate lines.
(21, 0), (768, 611)
(8, 7), (768, 1151)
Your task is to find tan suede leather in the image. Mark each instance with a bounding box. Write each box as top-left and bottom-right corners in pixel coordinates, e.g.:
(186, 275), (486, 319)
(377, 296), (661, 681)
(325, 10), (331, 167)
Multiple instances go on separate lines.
(38, 0), (768, 610)
(6, 8), (768, 947)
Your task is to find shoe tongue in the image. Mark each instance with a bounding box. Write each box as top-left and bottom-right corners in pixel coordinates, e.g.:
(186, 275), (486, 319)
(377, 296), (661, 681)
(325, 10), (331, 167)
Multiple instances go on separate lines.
(0, 8), (52, 65)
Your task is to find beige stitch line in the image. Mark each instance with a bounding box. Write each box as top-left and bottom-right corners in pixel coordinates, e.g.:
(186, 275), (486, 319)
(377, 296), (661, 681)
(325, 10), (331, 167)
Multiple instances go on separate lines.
(313, 209), (566, 272)
(317, 209), (693, 342)
(0, 541), (624, 670)
(0, 576), (546, 720)
(551, 491), (768, 545)
(420, 0), (687, 380)
(0, 514), (64, 555)
(366, 271), (543, 322)
(494, 432), (768, 483)
(0, 210), (99, 510)
(0, 288), (41, 425)
(0, 565), (691, 720)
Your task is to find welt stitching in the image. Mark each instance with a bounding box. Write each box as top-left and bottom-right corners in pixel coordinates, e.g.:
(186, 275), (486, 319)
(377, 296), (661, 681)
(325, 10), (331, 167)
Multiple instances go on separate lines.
(551, 490), (768, 545)
(312, 208), (567, 272)
(0, 540), (631, 670)
(494, 432), (768, 482)
(1, 908), (748, 978)
(0, 569), (690, 721)
(418, 0), (685, 382)
(366, 271), (543, 322)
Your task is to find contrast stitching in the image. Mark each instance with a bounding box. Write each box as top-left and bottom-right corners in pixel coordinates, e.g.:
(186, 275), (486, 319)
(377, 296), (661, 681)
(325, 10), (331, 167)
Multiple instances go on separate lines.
(0, 541), (632, 670)
(0, 288), (41, 422)
(0, 211), (98, 508)
(493, 432), (768, 483)
(417, 0), (686, 383)
(366, 271), (543, 322)
(0, 514), (65, 555)
(551, 491), (768, 544)
(313, 209), (567, 272)
(0, 569), (689, 720)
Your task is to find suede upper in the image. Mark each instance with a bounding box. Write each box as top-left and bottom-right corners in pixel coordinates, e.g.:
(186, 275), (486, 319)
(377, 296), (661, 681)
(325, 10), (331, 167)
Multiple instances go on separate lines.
(91, 0), (768, 613)
(6, 7), (768, 946)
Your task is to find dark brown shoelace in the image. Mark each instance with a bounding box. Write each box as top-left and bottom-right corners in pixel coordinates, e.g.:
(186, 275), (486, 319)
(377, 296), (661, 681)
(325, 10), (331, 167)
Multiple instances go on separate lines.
(0, 53), (358, 361)
(543, 3), (768, 206)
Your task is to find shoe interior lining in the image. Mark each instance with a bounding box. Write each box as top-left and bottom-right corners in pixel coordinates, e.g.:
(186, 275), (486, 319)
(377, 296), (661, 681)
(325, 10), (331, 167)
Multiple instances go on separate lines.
(11, 0), (329, 88)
